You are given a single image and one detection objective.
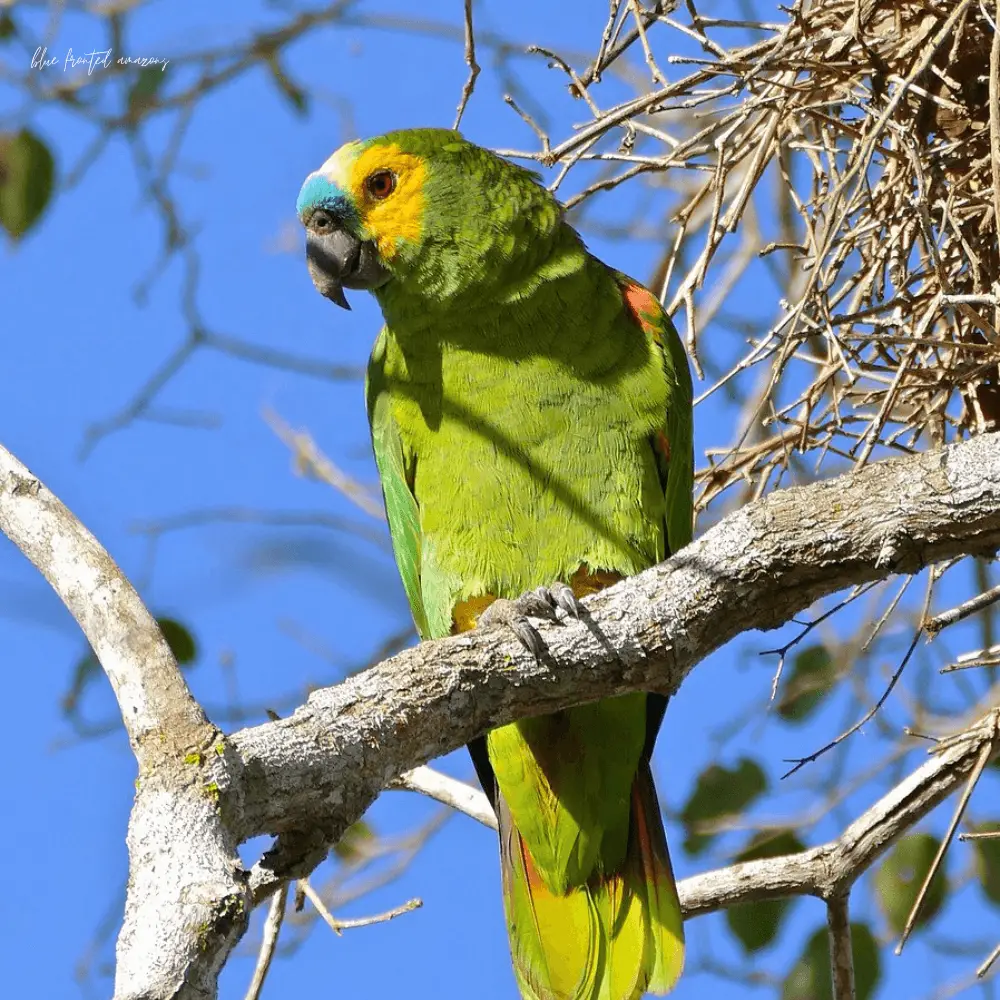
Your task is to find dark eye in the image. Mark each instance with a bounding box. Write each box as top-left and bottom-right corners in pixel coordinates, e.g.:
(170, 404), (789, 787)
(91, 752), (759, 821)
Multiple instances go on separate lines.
(366, 170), (396, 200)
(309, 209), (335, 233)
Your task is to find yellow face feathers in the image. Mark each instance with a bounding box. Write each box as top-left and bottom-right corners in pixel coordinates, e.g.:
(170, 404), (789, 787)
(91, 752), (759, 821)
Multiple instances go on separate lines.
(313, 140), (426, 261)
(348, 144), (426, 260)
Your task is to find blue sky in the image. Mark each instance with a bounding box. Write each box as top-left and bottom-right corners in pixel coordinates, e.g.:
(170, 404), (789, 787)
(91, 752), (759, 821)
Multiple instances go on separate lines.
(2, 3), (999, 999)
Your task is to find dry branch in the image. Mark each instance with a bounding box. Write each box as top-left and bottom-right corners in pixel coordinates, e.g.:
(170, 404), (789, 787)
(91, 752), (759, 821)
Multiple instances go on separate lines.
(0, 444), (208, 752)
(0, 443), (246, 1000)
(229, 431), (1000, 846)
(678, 708), (1000, 914)
(393, 765), (498, 830)
(6, 426), (1000, 998)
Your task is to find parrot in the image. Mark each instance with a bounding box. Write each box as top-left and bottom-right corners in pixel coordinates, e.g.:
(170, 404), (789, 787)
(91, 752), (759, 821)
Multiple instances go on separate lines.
(297, 128), (693, 1000)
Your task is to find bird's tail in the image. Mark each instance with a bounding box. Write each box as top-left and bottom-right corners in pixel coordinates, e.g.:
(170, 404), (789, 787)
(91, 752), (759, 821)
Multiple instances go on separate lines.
(499, 762), (684, 1000)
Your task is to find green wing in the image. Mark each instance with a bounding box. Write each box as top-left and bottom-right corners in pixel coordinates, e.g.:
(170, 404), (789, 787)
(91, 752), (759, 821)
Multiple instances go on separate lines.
(659, 308), (694, 554)
(617, 275), (694, 555)
(366, 328), (430, 639)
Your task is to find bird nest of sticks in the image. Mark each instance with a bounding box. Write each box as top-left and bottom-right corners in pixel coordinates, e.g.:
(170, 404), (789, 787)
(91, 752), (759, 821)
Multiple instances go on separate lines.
(516, 0), (1000, 511)
(683, 0), (998, 506)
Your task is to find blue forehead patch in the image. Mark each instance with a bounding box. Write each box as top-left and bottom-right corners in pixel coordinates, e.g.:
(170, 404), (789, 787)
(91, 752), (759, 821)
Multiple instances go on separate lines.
(296, 173), (352, 220)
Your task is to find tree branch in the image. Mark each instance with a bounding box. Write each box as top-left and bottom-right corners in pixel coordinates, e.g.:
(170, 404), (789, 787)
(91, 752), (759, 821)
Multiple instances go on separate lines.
(6, 432), (1000, 998)
(827, 895), (856, 1000)
(0, 443), (208, 753)
(229, 432), (1000, 845)
(243, 886), (287, 1000)
(0, 442), (246, 1000)
(393, 765), (498, 830)
(677, 708), (999, 913)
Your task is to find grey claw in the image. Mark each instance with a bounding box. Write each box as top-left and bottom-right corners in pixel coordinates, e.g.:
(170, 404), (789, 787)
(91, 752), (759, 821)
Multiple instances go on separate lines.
(477, 581), (580, 659)
(548, 581), (581, 618)
(479, 598), (547, 658)
(511, 617), (544, 657)
(522, 589), (559, 621)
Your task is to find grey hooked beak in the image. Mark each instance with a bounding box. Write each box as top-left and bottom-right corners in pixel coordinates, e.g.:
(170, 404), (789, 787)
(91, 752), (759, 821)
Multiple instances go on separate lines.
(304, 210), (390, 310)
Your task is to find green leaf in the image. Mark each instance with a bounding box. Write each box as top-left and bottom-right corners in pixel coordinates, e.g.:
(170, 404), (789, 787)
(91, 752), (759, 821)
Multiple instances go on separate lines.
(680, 758), (767, 855)
(127, 65), (170, 121)
(0, 129), (55, 239)
(157, 617), (198, 666)
(971, 825), (1000, 904)
(0, 13), (16, 41)
(777, 644), (838, 723)
(875, 832), (947, 935)
(726, 830), (806, 952)
(333, 820), (374, 862)
(63, 652), (101, 717)
(266, 55), (308, 115)
(782, 922), (880, 1000)
(851, 923), (880, 1000)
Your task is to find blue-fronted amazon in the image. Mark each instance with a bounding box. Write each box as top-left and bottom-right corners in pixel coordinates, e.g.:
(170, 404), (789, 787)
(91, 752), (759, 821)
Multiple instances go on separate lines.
(297, 128), (693, 1000)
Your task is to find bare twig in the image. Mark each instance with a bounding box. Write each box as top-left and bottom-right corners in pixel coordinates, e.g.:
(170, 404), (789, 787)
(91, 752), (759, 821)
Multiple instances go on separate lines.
(393, 765), (497, 830)
(299, 879), (421, 936)
(896, 731), (997, 954)
(453, 0), (481, 130)
(926, 581), (1000, 635)
(504, 94), (551, 158)
(265, 408), (386, 521)
(782, 574), (933, 778)
(978, 941), (1000, 978)
(243, 885), (288, 1000)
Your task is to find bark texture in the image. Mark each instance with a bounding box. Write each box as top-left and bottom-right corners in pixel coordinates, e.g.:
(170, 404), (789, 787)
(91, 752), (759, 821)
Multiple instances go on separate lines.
(3, 432), (1000, 998)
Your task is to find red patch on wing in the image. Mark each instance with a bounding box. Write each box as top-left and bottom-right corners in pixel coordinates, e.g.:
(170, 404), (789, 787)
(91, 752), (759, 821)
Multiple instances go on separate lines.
(520, 835), (547, 891)
(621, 280), (664, 345)
(655, 428), (671, 463)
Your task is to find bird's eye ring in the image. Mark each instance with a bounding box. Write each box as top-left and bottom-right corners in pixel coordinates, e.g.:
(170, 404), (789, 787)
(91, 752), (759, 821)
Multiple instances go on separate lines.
(366, 170), (397, 200)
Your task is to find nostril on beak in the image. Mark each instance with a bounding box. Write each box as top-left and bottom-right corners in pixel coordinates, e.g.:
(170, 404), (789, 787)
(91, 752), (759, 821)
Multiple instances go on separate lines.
(309, 208), (336, 234)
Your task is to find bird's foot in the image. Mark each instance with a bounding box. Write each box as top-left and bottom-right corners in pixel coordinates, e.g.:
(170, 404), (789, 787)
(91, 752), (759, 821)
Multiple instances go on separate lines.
(478, 583), (582, 658)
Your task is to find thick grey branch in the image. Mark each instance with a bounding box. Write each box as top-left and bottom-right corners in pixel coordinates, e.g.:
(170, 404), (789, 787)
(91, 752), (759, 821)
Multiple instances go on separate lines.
(8, 432), (1000, 1000)
(0, 443), (209, 753)
(0, 442), (244, 1000)
(230, 433), (1000, 844)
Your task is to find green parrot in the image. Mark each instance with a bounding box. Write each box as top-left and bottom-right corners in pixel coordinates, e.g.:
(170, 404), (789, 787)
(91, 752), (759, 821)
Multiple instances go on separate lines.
(297, 128), (692, 1000)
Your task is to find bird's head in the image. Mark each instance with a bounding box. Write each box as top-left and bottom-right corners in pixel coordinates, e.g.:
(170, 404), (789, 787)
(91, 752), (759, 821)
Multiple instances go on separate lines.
(296, 129), (564, 313)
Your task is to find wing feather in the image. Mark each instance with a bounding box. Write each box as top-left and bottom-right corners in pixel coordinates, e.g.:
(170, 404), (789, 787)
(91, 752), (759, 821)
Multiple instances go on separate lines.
(618, 278), (694, 554)
(366, 328), (430, 639)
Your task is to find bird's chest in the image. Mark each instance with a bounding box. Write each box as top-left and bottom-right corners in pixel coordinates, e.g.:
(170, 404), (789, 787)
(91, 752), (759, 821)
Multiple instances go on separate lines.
(384, 344), (664, 609)
(390, 350), (585, 521)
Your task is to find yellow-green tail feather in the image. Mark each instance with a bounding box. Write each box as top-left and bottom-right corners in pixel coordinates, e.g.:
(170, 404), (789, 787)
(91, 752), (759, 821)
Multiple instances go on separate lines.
(500, 764), (684, 1000)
